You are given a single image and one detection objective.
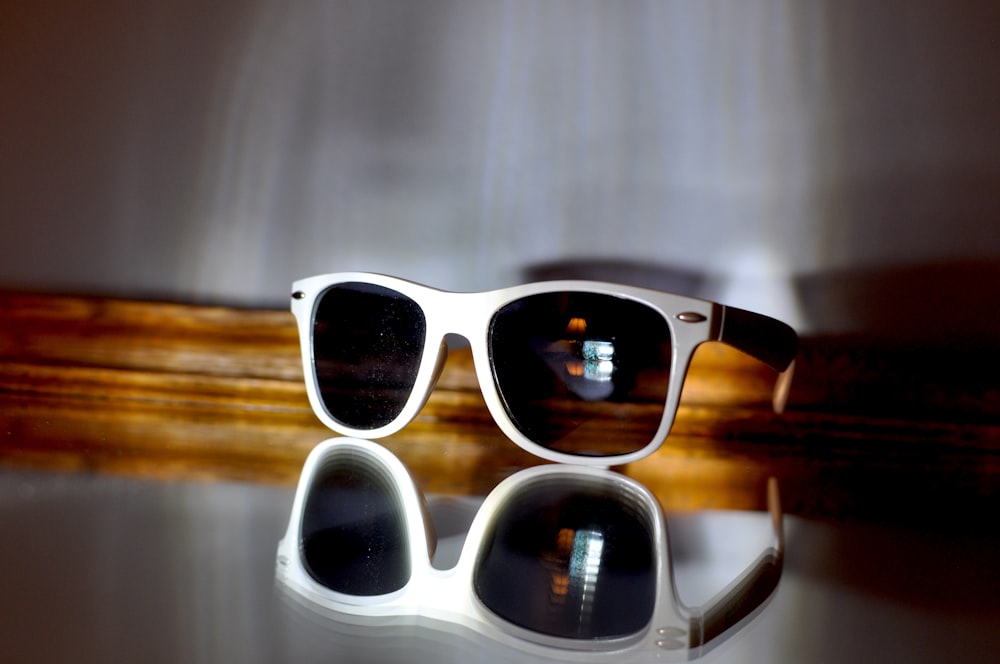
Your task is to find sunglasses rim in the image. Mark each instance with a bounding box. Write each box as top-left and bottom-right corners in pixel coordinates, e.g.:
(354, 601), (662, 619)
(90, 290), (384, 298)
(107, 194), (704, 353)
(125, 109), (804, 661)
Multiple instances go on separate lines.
(291, 272), (728, 466)
(276, 437), (784, 657)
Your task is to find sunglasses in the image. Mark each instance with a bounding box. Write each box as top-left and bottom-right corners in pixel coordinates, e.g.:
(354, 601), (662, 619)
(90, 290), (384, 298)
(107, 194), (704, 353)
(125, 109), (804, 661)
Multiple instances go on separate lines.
(276, 437), (784, 656)
(291, 273), (798, 465)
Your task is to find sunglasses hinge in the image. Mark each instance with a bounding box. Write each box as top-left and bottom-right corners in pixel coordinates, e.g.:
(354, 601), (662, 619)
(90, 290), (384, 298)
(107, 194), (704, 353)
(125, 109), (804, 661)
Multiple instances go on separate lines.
(676, 312), (707, 323)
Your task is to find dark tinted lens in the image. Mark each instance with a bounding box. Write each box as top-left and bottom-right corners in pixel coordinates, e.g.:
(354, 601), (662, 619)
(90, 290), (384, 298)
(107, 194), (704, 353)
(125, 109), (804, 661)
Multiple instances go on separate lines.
(300, 449), (410, 595)
(313, 282), (426, 429)
(473, 475), (657, 640)
(489, 292), (672, 456)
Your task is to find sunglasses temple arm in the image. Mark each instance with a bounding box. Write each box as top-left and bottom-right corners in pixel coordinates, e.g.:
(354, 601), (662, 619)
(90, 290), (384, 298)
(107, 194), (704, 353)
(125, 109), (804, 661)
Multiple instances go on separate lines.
(687, 477), (785, 649)
(716, 306), (799, 372)
(715, 305), (799, 414)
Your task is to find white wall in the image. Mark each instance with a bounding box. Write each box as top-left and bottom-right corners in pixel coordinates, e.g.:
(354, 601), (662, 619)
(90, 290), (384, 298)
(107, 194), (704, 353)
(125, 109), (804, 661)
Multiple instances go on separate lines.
(2, 1), (998, 333)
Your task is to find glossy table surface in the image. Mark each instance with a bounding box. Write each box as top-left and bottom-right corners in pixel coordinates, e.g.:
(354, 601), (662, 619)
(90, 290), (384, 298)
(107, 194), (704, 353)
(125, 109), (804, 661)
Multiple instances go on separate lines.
(1, 291), (998, 662)
(1, 464), (997, 663)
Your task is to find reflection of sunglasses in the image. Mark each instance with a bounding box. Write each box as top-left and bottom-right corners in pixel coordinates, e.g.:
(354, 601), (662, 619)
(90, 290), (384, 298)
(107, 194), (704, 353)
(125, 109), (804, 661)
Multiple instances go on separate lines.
(291, 273), (799, 465)
(276, 438), (784, 656)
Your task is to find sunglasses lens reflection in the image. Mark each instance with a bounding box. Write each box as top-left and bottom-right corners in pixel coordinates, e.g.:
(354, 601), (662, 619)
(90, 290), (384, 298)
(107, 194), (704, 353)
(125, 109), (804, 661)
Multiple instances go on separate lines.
(301, 450), (411, 595)
(489, 293), (672, 456)
(473, 476), (657, 640)
(313, 283), (426, 429)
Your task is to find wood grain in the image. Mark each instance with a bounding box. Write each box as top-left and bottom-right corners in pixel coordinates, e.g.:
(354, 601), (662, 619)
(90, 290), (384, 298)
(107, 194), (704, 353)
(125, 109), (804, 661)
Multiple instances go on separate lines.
(1, 291), (997, 524)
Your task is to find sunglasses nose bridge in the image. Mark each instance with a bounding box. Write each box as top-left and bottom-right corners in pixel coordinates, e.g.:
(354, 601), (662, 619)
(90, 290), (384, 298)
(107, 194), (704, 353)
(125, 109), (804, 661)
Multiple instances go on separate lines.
(432, 290), (488, 341)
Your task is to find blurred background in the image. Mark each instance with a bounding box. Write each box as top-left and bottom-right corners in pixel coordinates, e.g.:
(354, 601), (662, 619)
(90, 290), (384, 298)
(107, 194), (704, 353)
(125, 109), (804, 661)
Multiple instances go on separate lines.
(1, 0), (998, 335)
(2, 4), (999, 662)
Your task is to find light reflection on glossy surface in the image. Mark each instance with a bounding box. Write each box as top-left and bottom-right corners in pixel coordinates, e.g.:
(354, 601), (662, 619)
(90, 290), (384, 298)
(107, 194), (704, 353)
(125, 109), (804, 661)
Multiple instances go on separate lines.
(1, 459), (997, 663)
(275, 438), (783, 659)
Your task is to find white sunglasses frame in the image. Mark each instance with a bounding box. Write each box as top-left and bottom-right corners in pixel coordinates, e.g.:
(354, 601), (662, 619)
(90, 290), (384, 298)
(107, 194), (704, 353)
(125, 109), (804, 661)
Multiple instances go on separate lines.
(276, 437), (784, 661)
(291, 272), (797, 466)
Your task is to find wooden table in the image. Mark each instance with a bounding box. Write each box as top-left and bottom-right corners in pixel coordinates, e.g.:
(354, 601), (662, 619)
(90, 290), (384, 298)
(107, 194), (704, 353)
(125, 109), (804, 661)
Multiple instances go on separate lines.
(1, 290), (996, 525)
